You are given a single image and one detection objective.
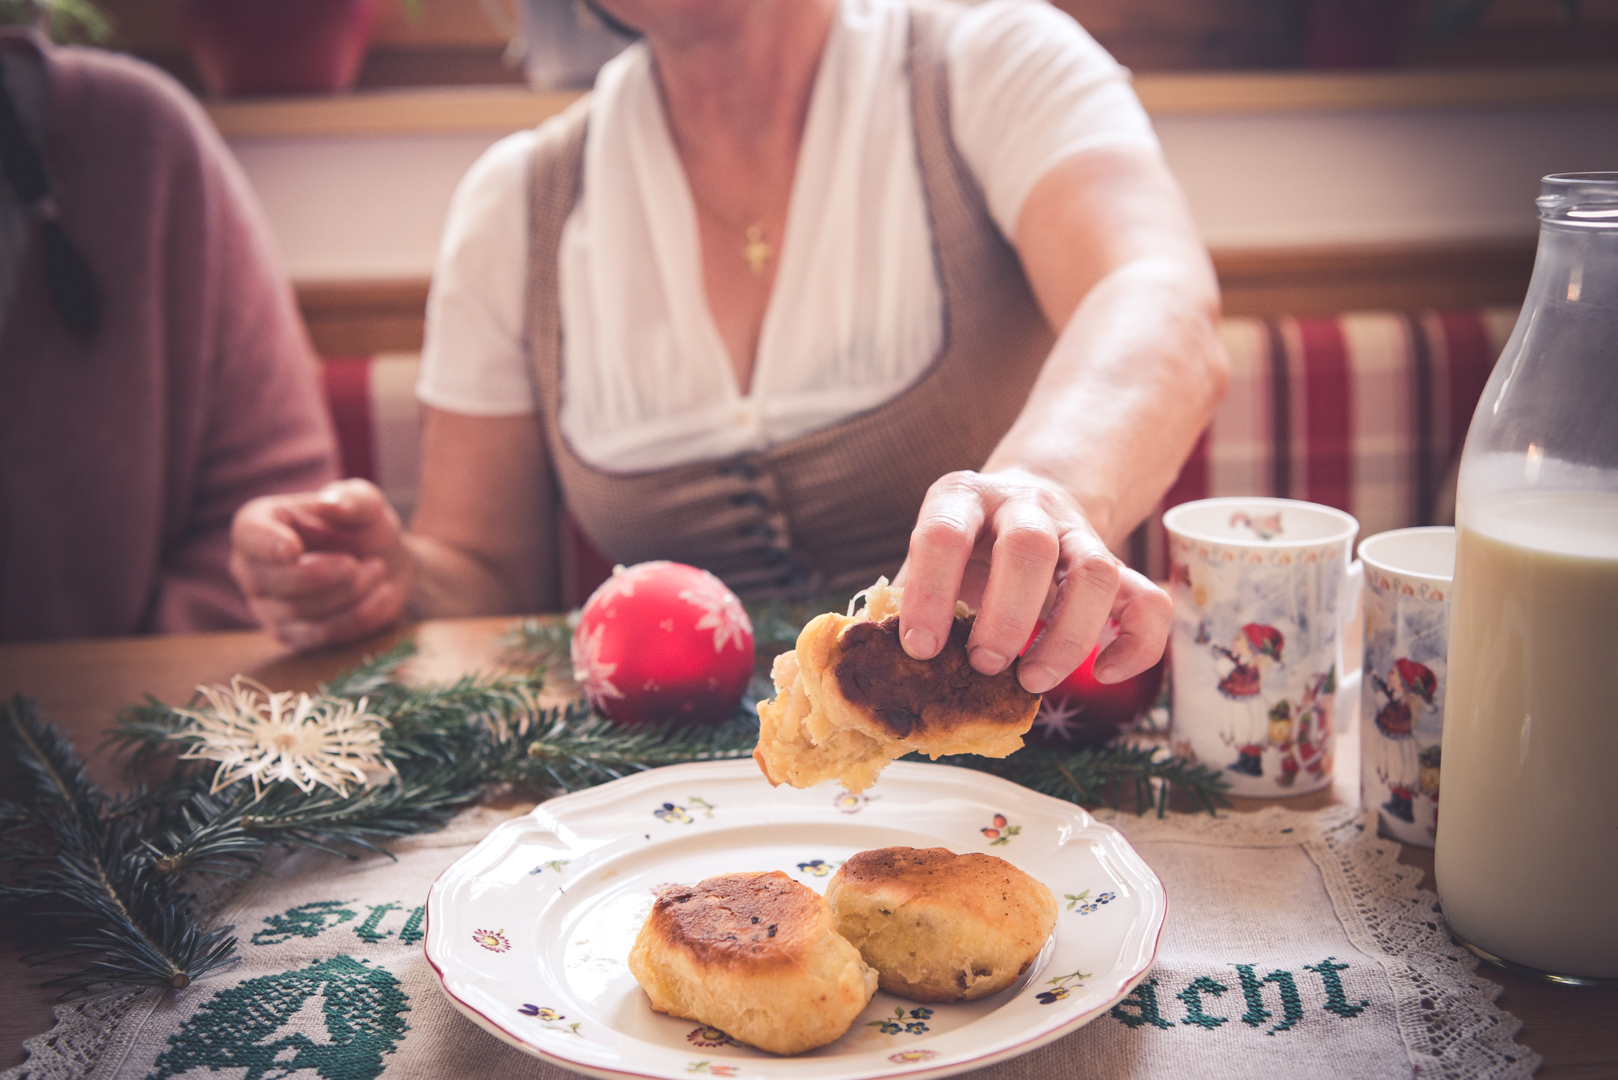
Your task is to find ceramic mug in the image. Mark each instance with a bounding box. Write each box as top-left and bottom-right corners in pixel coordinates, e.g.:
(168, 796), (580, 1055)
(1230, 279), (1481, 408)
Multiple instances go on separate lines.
(1358, 526), (1455, 847)
(1165, 497), (1361, 797)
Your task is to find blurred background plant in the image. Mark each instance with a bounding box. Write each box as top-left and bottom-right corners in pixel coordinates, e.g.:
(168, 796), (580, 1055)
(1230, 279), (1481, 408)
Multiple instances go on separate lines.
(0, 0), (112, 43)
(1424, 0), (1578, 38)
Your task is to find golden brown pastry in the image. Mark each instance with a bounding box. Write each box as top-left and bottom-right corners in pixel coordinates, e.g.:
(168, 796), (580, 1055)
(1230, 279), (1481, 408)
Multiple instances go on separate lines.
(753, 579), (1039, 792)
(825, 846), (1057, 1002)
(627, 871), (877, 1055)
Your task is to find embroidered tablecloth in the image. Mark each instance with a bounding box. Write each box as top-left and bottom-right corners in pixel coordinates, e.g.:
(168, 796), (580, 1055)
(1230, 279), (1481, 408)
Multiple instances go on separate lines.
(5, 800), (1535, 1080)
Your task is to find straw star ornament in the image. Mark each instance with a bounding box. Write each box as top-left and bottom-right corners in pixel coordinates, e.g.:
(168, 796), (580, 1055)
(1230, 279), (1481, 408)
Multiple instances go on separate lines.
(171, 676), (394, 795)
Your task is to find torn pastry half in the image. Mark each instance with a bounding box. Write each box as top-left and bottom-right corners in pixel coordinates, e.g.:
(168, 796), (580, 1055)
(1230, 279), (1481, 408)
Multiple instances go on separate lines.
(753, 578), (1040, 792)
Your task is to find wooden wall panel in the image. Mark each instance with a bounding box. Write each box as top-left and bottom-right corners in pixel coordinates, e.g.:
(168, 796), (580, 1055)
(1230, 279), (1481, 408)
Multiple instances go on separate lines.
(295, 240), (1537, 358)
(1211, 239), (1535, 317)
(298, 279), (430, 356)
(95, 0), (1618, 88)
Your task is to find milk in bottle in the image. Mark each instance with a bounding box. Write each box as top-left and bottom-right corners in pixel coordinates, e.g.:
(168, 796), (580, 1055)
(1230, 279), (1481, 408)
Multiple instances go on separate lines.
(1435, 173), (1618, 983)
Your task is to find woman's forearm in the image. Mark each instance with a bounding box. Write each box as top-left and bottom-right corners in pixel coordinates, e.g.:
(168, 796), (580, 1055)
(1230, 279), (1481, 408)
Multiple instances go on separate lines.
(404, 407), (557, 618)
(993, 144), (1228, 550)
(984, 255), (1227, 549)
(400, 532), (534, 618)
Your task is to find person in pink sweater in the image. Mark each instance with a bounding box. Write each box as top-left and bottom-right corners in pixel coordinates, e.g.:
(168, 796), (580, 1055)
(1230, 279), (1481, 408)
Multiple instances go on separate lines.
(0, 30), (338, 640)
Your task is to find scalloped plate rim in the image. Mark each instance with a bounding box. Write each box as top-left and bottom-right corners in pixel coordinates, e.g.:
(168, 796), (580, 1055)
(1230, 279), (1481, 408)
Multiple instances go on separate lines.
(424, 759), (1166, 1080)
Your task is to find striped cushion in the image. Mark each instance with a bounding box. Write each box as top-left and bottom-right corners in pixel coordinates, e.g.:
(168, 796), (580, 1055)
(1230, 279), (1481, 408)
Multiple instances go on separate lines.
(319, 354), (424, 524)
(1125, 308), (1515, 579)
(319, 307), (1516, 602)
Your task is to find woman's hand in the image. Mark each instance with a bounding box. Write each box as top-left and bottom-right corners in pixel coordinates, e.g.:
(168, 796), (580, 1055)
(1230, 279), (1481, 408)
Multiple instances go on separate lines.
(895, 468), (1170, 695)
(229, 479), (411, 650)
(890, 145), (1221, 695)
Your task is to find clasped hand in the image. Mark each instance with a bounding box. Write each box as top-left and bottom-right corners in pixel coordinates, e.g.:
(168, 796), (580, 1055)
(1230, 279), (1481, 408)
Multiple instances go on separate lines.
(230, 479), (410, 651)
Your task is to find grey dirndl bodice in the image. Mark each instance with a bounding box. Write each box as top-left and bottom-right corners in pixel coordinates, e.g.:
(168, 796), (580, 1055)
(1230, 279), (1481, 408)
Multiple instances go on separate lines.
(523, 0), (1055, 602)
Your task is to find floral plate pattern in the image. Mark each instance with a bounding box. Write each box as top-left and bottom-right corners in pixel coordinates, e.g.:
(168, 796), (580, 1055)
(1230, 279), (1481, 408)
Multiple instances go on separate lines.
(424, 760), (1165, 1080)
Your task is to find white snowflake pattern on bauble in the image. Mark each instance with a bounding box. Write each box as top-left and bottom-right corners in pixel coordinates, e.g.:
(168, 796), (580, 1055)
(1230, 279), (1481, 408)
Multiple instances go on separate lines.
(679, 583), (754, 653)
(590, 561), (661, 609)
(571, 622), (625, 709)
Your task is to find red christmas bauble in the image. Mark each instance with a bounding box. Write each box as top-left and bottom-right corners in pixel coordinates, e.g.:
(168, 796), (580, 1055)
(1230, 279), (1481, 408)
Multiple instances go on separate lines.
(571, 561), (755, 726)
(1025, 618), (1165, 749)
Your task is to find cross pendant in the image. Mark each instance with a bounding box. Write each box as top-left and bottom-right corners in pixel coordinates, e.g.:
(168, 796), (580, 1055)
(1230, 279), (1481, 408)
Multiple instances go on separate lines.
(743, 225), (771, 276)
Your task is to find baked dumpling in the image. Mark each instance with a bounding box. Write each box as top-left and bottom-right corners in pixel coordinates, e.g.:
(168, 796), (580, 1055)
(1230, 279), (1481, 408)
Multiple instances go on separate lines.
(753, 579), (1040, 793)
(627, 871), (878, 1055)
(825, 846), (1057, 1002)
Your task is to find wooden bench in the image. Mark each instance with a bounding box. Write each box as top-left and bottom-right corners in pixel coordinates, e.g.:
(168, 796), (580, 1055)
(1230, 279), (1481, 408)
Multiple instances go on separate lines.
(318, 307), (1512, 604)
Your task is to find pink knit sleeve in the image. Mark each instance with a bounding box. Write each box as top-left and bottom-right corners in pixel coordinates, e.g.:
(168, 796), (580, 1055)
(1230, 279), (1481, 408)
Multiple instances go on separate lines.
(146, 81), (340, 633)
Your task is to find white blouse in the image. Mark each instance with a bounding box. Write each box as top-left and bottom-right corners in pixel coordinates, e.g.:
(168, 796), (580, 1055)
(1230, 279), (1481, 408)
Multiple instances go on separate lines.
(417, 0), (1158, 472)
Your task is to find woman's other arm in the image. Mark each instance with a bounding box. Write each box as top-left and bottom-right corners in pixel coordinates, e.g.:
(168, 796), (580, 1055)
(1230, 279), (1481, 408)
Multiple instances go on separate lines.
(231, 123), (550, 651)
(899, 145), (1228, 695)
(230, 408), (555, 650)
(408, 408), (556, 618)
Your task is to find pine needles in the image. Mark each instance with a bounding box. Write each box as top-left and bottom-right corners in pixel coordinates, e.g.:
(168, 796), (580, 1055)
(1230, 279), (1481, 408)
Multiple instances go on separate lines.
(510, 704), (758, 791)
(1, 639), (760, 992)
(2, 614), (1225, 995)
(934, 742), (1229, 818)
(1, 697), (237, 990)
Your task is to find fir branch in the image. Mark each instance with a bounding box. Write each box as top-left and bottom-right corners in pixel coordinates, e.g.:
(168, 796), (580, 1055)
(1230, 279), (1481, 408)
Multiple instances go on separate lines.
(141, 756), (488, 875)
(745, 593), (854, 648)
(319, 640), (417, 699)
(364, 670), (548, 762)
(500, 703), (759, 793)
(111, 657), (545, 874)
(935, 742), (1229, 817)
(0, 697), (237, 990)
(505, 617), (572, 669)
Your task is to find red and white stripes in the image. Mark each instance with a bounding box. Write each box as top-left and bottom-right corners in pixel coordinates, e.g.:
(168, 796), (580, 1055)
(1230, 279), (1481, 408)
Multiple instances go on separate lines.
(318, 306), (1517, 598)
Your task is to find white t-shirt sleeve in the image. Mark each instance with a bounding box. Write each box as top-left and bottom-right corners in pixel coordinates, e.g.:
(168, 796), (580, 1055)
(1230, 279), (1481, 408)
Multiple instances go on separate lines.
(947, 0), (1160, 242)
(416, 128), (537, 417)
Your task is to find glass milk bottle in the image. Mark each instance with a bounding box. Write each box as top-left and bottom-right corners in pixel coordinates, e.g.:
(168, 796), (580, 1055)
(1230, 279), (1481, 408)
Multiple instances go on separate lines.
(1436, 173), (1618, 984)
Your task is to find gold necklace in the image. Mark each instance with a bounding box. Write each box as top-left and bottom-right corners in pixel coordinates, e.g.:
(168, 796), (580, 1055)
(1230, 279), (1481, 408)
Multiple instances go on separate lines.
(741, 224), (772, 276)
(691, 192), (776, 276)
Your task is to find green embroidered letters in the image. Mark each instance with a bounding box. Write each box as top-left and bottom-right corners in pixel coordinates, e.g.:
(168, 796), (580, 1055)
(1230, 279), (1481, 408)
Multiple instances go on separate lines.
(1305, 957), (1370, 1019)
(1109, 978), (1174, 1029)
(355, 903), (401, 944)
(1234, 965), (1304, 1035)
(147, 955), (409, 1080)
(399, 905), (425, 946)
(253, 900), (426, 949)
(1111, 959), (1370, 1035)
(251, 901), (359, 946)
(1176, 976), (1230, 1029)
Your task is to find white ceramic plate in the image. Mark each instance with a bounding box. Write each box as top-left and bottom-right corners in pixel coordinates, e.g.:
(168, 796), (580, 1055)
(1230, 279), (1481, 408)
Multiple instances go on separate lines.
(425, 760), (1165, 1080)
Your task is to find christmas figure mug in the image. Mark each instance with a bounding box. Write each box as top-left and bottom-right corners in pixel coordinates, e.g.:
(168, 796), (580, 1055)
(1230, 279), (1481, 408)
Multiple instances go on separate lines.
(1164, 498), (1360, 798)
(1357, 527), (1454, 848)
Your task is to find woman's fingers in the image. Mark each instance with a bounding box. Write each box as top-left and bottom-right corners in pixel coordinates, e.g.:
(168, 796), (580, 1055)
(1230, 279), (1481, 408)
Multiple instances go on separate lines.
(900, 468), (1171, 696)
(967, 491), (1063, 681)
(1094, 566), (1172, 683)
(306, 479), (401, 554)
(231, 494), (312, 564)
(897, 472), (985, 660)
(246, 555), (390, 621)
(271, 577), (408, 652)
(1014, 526), (1120, 693)
(234, 481), (399, 563)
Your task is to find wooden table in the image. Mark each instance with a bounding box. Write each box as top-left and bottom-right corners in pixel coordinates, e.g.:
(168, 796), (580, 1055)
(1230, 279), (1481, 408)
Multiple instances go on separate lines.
(2, 618), (1614, 1076)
